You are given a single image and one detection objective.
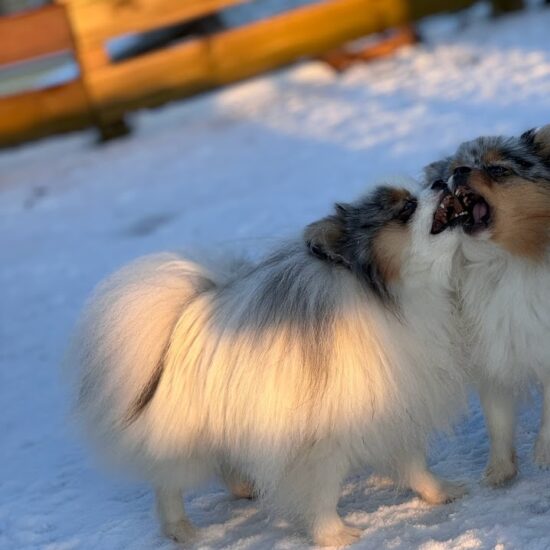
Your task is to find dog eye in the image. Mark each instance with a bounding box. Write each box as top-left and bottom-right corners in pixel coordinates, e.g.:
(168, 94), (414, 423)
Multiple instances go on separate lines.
(397, 198), (418, 222)
(486, 165), (512, 179)
(430, 179), (447, 191)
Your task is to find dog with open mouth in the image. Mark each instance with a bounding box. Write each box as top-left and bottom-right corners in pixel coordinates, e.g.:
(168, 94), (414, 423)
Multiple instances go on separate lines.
(66, 183), (467, 547)
(425, 124), (550, 487)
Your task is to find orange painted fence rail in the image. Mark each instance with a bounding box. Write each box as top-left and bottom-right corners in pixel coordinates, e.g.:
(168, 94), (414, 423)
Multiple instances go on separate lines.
(0, 0), (523, 147)
(0, 3), (94, 145)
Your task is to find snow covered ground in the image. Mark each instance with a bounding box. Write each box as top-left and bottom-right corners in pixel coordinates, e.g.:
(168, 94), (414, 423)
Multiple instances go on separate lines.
(2, 5), (550, 549)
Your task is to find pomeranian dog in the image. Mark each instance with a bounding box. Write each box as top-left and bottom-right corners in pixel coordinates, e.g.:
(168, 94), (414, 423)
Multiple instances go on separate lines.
(66, 183), (467, 547)
(425, 124), (550, 487)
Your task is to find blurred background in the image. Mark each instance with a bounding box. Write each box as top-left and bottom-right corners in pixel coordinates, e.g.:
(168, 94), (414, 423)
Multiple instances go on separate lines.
(2, 1), (550, 549)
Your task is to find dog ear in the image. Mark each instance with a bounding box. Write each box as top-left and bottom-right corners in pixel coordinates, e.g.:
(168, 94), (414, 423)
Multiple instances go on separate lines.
(304, 207), (348, 265)
(521, 124), (550, 158)
(534, 124), (550, 158)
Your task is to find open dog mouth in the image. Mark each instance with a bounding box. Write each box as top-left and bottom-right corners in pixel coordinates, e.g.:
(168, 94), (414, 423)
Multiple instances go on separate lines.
(455, 186), (491, 235)
(430, 186), (492, 235)
(430, 188), (470, 235)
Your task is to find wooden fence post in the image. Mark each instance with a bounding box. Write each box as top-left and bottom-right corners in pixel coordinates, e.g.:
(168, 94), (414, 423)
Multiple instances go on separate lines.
(72, 38), (132, 141)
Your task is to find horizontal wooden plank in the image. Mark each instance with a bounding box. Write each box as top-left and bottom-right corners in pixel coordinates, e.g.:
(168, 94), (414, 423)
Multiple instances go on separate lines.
(0, 5), (74, 66)
(84, 0), (403, 115)
(210, 0), (408, 83)
(59, 0), (246, 44)
(85, 40), (210, 120)
(84, 0), (476, 121)
(0, 80), (93, 147)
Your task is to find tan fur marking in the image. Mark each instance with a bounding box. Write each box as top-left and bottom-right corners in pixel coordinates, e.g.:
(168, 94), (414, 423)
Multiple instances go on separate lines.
(469, 174), (550, 260)
(389, 188), (412, 203)
(534, 124), (550, 157)
(373, 222), (411, 283)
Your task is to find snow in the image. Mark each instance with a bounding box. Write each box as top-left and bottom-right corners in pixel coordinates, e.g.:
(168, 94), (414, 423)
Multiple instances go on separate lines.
(2, 5), (550, 549)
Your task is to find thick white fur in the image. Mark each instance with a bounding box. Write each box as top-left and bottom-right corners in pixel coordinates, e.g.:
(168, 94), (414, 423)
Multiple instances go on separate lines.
(459, 236), (550, 485)
(67, 189), (466, 546)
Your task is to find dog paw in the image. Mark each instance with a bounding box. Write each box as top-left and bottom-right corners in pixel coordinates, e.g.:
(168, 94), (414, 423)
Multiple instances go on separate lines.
(534, 437), (550, 468)
(313, 522), (362, 547)
(163, 520), (198, 545)
(420, 479), (468, 505)
(485, 454), (517, 487)
(440, 480), (468, 503)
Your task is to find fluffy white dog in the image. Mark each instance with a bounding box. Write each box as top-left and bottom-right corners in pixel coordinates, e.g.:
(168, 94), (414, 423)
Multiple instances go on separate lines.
(66, 184), (466, 546)
(425, 125), (550, 487)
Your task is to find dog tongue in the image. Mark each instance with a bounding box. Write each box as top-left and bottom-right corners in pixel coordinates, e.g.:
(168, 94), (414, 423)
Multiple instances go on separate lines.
(473, 201), (488, 224)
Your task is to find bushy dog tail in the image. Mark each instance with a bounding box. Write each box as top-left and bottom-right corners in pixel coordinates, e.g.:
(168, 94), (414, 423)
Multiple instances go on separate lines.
(65, 252), (225, 454)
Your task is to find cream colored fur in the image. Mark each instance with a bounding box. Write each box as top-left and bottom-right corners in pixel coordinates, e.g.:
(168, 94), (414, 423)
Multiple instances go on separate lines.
(67, 188), (467, 546)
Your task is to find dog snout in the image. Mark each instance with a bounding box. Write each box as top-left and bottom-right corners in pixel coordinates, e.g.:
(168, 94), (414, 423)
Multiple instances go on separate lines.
(454, 166), (472, 176)
(450, 166), (472, 191)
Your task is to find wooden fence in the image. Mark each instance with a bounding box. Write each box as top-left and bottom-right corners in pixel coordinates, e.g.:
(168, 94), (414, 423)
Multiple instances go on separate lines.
(0, 0), (523, 147)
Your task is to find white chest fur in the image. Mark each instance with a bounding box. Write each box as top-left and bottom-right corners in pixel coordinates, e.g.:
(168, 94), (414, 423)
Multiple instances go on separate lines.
(460, 240), (550, 388)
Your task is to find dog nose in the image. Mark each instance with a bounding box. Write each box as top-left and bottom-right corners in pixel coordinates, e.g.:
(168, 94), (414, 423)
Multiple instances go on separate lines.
(453, 166), (472, 176)
(450, 166), (472, 191)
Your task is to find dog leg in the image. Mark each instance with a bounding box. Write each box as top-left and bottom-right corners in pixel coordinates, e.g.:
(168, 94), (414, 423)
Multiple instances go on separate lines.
(311, 514), (363, 548)
(480, 382), (517, 486)
(307, 469), (362, 548)
(277, 448), (361, 547)
(156, 487), (197, 544)
(403, 453), (467, 504)
(534, 377), (550, 467)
